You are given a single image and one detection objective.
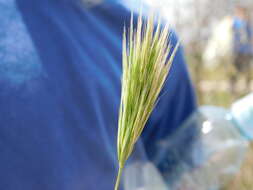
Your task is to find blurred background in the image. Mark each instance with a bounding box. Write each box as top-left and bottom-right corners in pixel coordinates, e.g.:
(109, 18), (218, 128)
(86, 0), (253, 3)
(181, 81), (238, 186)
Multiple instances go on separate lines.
(137, 0), (253, 189)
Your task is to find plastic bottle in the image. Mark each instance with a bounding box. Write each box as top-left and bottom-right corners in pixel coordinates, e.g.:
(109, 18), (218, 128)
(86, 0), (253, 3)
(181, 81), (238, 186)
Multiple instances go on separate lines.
(123, 93), (253, 190)
(155, 93), (253, 190)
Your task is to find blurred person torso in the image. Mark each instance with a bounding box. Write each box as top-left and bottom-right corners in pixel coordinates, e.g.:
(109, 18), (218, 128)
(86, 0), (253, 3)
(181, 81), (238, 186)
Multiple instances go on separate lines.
(232, 6), (253, 55)
(0, 0), (195, 189)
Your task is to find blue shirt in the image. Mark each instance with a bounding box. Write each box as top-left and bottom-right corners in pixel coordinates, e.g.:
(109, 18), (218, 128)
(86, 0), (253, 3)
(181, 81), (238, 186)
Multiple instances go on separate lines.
(0, 0), (196, 189)
(233, 16), (253, 55)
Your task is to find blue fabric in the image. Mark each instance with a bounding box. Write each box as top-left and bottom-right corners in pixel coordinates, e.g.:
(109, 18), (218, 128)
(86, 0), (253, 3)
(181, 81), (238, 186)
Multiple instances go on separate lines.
(0, 0), (196, 189)
(233, 16), (253, 55)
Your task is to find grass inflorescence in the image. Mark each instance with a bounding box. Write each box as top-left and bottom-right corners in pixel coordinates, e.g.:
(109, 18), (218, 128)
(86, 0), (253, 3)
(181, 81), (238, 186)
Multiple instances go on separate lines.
(114, 12), (179, 190)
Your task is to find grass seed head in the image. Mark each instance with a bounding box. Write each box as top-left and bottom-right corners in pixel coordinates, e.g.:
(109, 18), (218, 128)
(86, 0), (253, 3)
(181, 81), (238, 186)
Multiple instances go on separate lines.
(115, 12), (179, 190)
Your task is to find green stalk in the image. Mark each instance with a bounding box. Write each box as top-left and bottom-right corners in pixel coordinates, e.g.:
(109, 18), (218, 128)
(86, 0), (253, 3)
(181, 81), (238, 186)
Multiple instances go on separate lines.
(114, 164), (124, 190)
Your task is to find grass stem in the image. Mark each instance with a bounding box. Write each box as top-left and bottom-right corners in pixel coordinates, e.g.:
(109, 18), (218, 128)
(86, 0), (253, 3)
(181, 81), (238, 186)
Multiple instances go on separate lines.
(114, 164), (124, 190)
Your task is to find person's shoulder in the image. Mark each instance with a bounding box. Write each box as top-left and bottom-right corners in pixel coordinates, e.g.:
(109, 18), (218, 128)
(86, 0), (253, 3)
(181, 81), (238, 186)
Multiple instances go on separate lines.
(233, 16), (246, 28)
